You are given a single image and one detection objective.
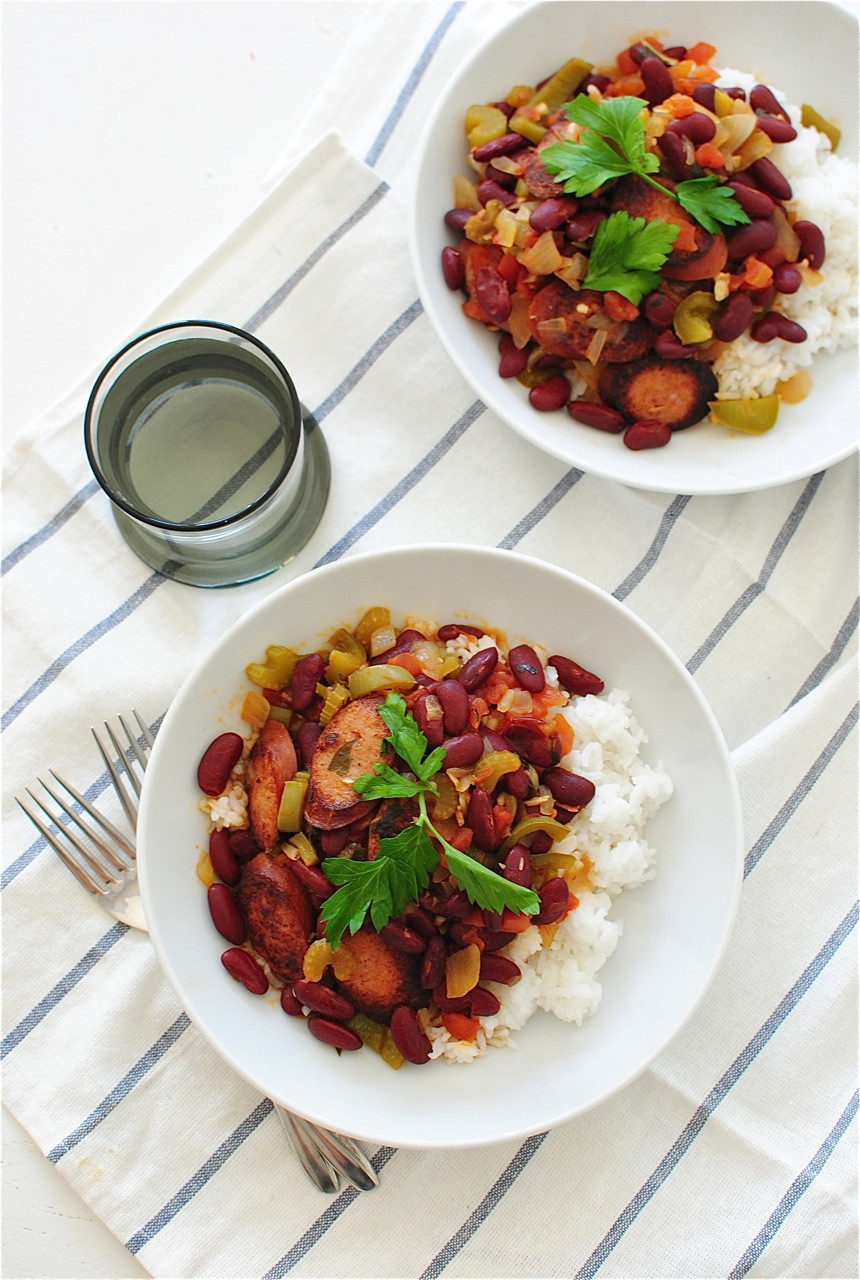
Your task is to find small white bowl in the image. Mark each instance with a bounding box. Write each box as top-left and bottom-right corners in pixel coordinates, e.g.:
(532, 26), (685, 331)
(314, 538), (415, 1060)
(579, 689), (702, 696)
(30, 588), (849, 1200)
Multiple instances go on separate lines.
(139, 545), (742, 1148)
(409, 1), (858, 495)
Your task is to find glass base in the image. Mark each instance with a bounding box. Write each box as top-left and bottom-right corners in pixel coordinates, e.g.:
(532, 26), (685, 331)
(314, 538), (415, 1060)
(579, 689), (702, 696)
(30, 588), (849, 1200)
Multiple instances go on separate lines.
(111, 406), (330, 588)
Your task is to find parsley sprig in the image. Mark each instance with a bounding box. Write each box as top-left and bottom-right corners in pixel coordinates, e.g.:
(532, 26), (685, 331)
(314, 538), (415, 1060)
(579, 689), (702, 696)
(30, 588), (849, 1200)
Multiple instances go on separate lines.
(319, 692), (540, 947)
(583, 211), (679, 304)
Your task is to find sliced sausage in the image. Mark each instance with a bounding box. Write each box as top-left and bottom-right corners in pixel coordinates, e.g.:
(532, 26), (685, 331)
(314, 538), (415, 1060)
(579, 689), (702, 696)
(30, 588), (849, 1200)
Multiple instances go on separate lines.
(304, 693), (393, 831)
(367, 796), (419, 860)
(527, 283), (652, 362)
(333, 926), (424, 1024)
(598, 356), (718, 430)
(235, 852), (314, 984)
(609, 176), (727, 281)
(521, 150), (565, 199)
(246, 718), (298, 851)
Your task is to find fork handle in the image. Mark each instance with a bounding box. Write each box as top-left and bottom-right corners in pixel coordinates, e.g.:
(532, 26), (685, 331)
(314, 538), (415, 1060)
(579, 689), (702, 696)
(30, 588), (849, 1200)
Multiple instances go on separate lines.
(273, 1103), (340, 1194)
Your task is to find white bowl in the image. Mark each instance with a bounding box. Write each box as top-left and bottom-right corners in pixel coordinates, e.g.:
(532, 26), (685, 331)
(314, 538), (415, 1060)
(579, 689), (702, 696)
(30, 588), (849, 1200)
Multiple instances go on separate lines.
(138, 545), (742, 1148)
(409, 1), (858, 495)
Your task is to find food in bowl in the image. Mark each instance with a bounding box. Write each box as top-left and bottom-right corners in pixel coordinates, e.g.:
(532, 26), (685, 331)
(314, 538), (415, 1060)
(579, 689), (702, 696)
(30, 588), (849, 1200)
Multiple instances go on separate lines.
(196, 608), (672, 1068)
(441, 34), (857, 450)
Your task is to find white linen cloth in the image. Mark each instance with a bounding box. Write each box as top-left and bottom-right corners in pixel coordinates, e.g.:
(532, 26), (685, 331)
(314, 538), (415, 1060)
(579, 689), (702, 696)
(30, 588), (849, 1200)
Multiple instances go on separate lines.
(3, 3), (857, 1277)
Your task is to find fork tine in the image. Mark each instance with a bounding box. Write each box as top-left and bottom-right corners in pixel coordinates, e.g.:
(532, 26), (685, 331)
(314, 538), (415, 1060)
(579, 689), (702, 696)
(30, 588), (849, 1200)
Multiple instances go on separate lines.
(49, 770), (136, 861)
(93, 724), (138, 829)
(16, 795), (105, 895)
(22, 786), (124, 885)
(104, 719), (143, 801)
(132, 708), (155, 754)
(119, 713), (149, 777)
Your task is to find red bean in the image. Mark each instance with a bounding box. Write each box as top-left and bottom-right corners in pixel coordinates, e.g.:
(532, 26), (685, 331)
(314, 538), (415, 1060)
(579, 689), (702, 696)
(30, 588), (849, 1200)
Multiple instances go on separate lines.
(662, 45), (687, 60)
(691, 83), (716, 112)
(437, 622), (485, 641)
(431, 888), (471, 918)
(485, 162), (518, 190)
(749, 156), (792, 201)
(466, 786), (499, 852)
(441, 246), (464, 290)
(307, 1015), (362, 1051)
(480, 929), (516, 951)
(529, 197), (578, 232)
(756, 115), (797, 143)
(443, 732), (485, 768)
(295, 720), (322, 771)
(380, 920), (427, 954)
(469, 986), (501, 1017)
(714, 292), (754, 342)
(534, 877), (570, 925)
(472, 132), (525, 162)
(726, 219), (778, 261)
(667, 113), (715, 144)
(749, 84), (789, 121)
(420, 935), (447, 989)
(503, 766), (531, 799)
(624, 420), (672, 451)
(280, 987), (304, 1017)
(293, 979), (356, 1021)
(567, 400), (627, 433)
(529, 831), (553, 855)
(750, 313), (781, 343)
(457, 646), (498, 692)
(543, 766), (596, 811)
(444, 207), (472, 232)
(479, 953), (521, 985)
(581, 73), (611, 95)
(503, 843), (533, 887)
(723, 86), (747, 102)
(508, 643), (545, 693)
(209, 828), (240, 886)
(503, 722), (552, 769)
(221, 947), (268, 994)
(389, 1005), (432, 1064)
(229, 828), (260, 862)
(549, 654), (604, 696)
(749, 284), (776, 310)
(320, 827), (351, 856)
(208, 883), (247, 945)
(727, 181), (775, 219)
(290, 860), (334, 900)
(654, 330), (699, 360)
(794, 219), (826, 269)
(413, 691), (445, 748)
(640, 55), (673, 105)
(642, 290), (677, 332)
(657, 128), (690, 182)
(772, 315), (808, 343)
(432, 677), (470, 735)
(498, 333), (528, 379)
(290, 653), (325, 712)
(432, 984), (471, 1012)
(197, 732), (243, 796)
(477, 179), (516, 208)
(403, 906), (437, 939)
(529, 375), (570, 412)
(475, 267), (511, 324)
(565, 210), (606, 242)
(370, 628), (426, 666)
(773, 263), (802, 294)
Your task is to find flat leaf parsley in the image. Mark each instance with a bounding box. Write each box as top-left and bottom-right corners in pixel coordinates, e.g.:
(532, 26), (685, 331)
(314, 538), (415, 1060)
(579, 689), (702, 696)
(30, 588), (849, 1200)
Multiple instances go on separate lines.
(583, 211), (679, 304)
(319, 692), (540, 947)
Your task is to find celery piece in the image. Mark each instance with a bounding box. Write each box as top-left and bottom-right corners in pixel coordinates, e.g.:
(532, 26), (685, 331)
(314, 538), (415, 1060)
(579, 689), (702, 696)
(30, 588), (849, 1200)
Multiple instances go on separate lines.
(348, 664), (416, 698)
(277, 776), (309, 833)
(245, 644), (298, 690)
(801, 104), (841, 151)
(510, 56), (592, 142)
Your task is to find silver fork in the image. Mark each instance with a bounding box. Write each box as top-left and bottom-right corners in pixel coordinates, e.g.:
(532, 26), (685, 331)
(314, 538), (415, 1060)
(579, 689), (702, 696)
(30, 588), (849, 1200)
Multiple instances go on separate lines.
(16, 711), (378, 1196)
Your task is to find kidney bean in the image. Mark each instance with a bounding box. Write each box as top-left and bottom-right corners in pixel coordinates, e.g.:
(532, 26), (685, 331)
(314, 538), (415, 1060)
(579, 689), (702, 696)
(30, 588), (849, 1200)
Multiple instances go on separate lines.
(756, 115), (797, 143)
(750, 313), (780, 343)
(413, 692), (445, 748)
(221, 947), (268, 994)
(443, 732), (485, 768)
(625, 420), (673, 450)
(293, 979), (356, 1021)
(657, 128), (690, 182)
(380, 920), (427, 955)
(529, 831), (553, 855)
(444, 207), (473, 232)
(431, 888), (472, 918)
(477, 178), (516, 208)
(723, 86), (747, 101)
(580, 73), (611, 95)
(485, 162), (518, 190)
(662, 45), (687, 59)
(503, 843), (533, 887)
(773, 315), (808, 343)
(529, 196), (578, 232)
(503, 766), (531, 799)
(432, 984), (472, 1013)
(420, 934), (447, 989)
(749, 284), (776, 309)
(498, 332), (529, 379)
(307, 1015), (362, 1051)
(389, 1005), (431, 1064)
(280, 987), (304, 1017)
(479, 953), (522, 985)
(549, 654), (604, 696)
(403, 906), (437, 940)
(714, 292), (754, 343)
(469, 986), (501, 1017)
(749, 84), (789, 120)
(726, 219), (778, 261)
(503, 722), (552, 769)
(691, 83), (716, 111)
(290, 860), (334, 900)
(441, 246), (464, 291)
(654, 330), (699, 360)
(534, 877), (571, 925)
(639, 55), (673, 105)
(773, 263), (802, 294)
(543, 766), (596, 811)
(554, 806), (577, 824)
(480, 930), (516, 951)
(449, 921), (480, 947)
(457, 646), (498, 692)
(667, 113), (716, 145)
(229, 828), (260, 862)
(208, 828), (240, 886)
(529, 375), (570, 412)
(794, 220), (826, 269)
(508, 643), (545, 693)
(208, 883), (247, 945)
(290, 653), (325, 712)
(438, 622), (485, 641)
(482, 907), (504, 931)
(641, 290), (677, 332)
(567, 399), (626, 433)
(726, 181), (775, 219)
(565, 210), (605, 242)
(293, 720), (321, 772)
(466, 787), (499, 852)
(475, 266), (512, 324)
(432, 677), (470, 735)
(472, 131), (525, 162)
(197, 732), (243, 797)
(320, 827), (351, 856)
(749, 156), (792, 201)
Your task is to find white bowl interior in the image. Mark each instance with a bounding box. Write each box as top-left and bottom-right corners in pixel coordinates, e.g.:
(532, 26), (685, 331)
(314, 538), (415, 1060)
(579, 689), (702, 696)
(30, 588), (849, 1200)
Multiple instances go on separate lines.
(410, 1), (858, 495)
(139, 545), (743, 1148)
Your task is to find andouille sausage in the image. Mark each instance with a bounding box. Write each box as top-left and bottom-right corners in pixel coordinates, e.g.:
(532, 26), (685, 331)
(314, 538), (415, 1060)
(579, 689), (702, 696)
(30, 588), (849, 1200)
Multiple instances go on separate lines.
(598, 356), (718, 430)
(333, 926), (424, 1024)
(246, 718), (298, 851)
(609, 176), (728, 281)
(366, 796), (418, 860)
(527, 283), (652, 362)
(235, 852), (314, 984)
(303, 693), (394, 830)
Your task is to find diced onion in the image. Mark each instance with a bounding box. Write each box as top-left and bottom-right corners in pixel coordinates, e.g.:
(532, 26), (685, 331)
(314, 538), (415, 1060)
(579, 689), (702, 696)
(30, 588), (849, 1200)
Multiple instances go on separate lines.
(519, 230), (565, 275)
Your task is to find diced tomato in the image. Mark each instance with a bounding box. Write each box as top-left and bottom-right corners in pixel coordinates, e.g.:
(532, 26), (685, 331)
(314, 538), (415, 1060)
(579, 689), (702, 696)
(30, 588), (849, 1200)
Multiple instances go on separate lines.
(462, 907), (486, 928)
(500, 909), (534, 933)
(497, 252), (525, 288)
(604, 291), (641, 323)
(442, 1012), (480, 1042)
(389, 651), (424, 675)
(530, 687), (569, 718)
(615, 47), (638, 75)
(492, 804), (514, 842)
(605, 74), (645, 98)
(694, 142), (725, 169)
(480, 667), (517, 706)
(741, 256), (774, 289)
(551, 711), (575, 758)
(686, 41), (717, 65)
(661, 92), (698, 119)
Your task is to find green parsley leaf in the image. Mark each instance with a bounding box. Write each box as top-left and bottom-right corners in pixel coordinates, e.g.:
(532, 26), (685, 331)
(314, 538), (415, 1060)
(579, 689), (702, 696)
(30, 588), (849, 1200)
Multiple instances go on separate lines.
(352, 762), (427, 800)
(442, 842), (540, 916)
(567, 95), (658, 175)
(377, 692), (445, 782)
(674, 176), (751, 233)
(540, 133), (639, 196)
(584, 210), (679, 304)
(320, 823), (438, 948)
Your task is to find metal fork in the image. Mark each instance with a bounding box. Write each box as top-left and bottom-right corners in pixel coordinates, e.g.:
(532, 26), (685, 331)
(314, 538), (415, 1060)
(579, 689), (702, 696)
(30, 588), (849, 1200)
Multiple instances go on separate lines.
(16, 712), (378, 1196)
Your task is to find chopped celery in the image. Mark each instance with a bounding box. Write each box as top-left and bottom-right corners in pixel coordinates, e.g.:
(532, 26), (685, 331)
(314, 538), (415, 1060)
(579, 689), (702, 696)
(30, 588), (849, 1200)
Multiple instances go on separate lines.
(277, 776), (309, 833)
(510, 57), (592, 142)
(319, 682), (351, 727)
(245, 644), (298, 690)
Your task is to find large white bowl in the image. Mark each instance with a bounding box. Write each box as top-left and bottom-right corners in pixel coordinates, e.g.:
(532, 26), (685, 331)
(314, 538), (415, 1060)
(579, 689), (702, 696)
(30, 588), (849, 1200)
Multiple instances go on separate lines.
(138, 545), (743, 1148)
(410, 1), (858, 496)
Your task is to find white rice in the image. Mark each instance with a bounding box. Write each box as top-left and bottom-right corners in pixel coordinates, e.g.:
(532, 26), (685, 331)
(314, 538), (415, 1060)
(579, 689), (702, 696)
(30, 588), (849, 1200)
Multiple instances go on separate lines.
(711, 70), (858, 398)
(427, 685), (673, 1063)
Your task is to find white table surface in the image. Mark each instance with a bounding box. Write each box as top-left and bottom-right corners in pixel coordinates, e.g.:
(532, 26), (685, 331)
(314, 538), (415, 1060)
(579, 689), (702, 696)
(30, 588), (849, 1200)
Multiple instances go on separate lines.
(1, 4), (369, 1274)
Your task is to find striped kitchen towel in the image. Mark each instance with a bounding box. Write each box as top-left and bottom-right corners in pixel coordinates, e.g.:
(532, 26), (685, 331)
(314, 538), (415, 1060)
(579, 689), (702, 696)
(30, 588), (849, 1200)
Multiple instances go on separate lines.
(3, 4), (857, 1278)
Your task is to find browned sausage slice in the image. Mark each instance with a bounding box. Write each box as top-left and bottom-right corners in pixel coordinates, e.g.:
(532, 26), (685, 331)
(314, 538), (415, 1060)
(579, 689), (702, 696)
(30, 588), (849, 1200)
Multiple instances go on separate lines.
(367, 797), (419, 860)
(527, 283), (652, 362)
(246, 719), (298, 851)
(304, 693), (394, 831)
(235, 852), (314, 984)
(609, 176), (727, 280)
(598, 356), (718, 430)
(333, 926), (424, 1024)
